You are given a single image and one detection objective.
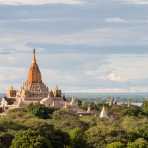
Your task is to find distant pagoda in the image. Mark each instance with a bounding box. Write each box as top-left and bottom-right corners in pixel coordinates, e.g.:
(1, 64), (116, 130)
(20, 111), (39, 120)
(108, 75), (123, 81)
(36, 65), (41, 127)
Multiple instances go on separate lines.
(17, 49), (49, 102)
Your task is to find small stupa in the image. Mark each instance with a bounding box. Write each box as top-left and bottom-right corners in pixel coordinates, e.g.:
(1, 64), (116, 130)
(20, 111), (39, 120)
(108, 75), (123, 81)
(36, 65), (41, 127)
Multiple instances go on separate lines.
(52, 100), (55, 107)
(1, 98), (8, 111)
(99, 106), (109, 119)
(64, 101), (68, 109)
(127, 99), (131, 107)
(70, 96), (75, 106)
(87, 106), (91, 113)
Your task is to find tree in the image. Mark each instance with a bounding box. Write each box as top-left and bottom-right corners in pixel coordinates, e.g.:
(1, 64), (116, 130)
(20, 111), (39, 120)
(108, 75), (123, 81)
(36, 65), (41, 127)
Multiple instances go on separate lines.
(127, 138), (148, 148)
(89, 102), (98, 111)
(27, 103), (52, 119)
(143, 101), (148, 115)
(0, 133), (14, 148)
(11, 129), (52, 148)
(52, 109), (87, 130)
(85, 122), (114, 148)
(69, 128), (88, 148)
(77, 99), (82, 108)
(27, 121), (70, 148)
(106, 142), (125, 148)
(51, 130), (70, 148)
(137, 124), (148, 140)
(125, 106), (143, 116)
(82, 101), (89, 110)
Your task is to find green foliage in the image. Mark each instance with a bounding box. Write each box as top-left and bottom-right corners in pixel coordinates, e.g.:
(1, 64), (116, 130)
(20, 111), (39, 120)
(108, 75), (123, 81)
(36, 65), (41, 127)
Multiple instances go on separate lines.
(109, 105), (144, 118)
(143, 101), (148, 115)
(0, 118), (26, 131)
(127, 138), (148, 148)
(89, 102), (95, 110)
(80, 115), (97, 127)
(77, 100), (100, 111)
(27, 103), (53, 119)
(121, 116), (148, 141)
(50, 130), (70, 148)
(11, 129), (52, 148)
(77, 99), (82, 107)
(137, 122), (148, 140)
(85, 120), (126, 148)
(125, 106), (144, 116)
(53, 109), (88, 130)
(69, 128), (88, 148)
(0, 102), (147, 148)
(106, 142), (125, 148)
(81, 101), (89, 110)
(25, 120), (70, 148)
(0, 133), (14, 148)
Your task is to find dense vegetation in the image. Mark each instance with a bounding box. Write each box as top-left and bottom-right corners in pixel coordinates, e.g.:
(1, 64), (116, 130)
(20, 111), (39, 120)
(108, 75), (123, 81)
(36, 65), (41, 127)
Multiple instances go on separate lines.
(0, 101), (147, 148)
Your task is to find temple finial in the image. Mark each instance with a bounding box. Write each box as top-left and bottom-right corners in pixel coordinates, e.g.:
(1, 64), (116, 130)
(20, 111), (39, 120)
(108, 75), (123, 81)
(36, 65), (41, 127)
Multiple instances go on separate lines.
(32, 49), (36, 63)
(33, 48), (35, 55)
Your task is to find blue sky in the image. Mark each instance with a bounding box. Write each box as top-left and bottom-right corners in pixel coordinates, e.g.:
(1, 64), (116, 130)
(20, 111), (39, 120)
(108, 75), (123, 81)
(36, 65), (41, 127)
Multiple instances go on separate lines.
(1, 0), (148, 93)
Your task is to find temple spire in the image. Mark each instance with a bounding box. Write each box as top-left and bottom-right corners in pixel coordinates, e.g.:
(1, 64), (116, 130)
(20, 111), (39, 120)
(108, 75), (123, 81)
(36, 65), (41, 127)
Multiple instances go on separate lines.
(32, 49), (36, 63)
(28, 49), (42, 83)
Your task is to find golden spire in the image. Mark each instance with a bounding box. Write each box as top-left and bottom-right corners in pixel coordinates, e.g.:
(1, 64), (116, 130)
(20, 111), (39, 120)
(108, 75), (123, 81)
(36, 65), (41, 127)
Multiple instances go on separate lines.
(28, 49), (42, 84)
(32, 49), (36, 63)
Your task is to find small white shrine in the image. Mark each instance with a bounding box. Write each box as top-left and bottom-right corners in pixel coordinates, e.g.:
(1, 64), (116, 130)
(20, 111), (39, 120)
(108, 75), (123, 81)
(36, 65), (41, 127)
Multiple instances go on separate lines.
(100, 106), (109, 119)
(1, 98), (8, 111)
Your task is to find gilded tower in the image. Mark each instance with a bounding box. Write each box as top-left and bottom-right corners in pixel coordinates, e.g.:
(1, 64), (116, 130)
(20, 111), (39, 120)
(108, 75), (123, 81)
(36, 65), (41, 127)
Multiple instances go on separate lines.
(28, 49), (42, 84)
(17, 49), (49, 101)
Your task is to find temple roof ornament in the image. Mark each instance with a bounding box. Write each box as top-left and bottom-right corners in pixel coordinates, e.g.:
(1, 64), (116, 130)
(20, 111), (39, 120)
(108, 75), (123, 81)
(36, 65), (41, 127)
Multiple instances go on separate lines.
(9, 85), (14, 90)
(32, 48), (36, 64)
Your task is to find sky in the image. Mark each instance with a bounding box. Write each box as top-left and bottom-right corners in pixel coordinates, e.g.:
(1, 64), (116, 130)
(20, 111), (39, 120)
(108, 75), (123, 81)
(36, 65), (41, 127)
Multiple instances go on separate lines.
(0, 0), (148, 93)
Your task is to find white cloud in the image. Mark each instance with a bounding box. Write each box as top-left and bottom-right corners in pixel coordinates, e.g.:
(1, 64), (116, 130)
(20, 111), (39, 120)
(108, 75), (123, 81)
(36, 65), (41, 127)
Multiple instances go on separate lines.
(120, 0), (148, 5)
(105, 17), (128, 23)
(0, 0), (83, 5)
(129, 86), (148, 92)
(105, 72), (128, 82)
(65, 88), (128, 93)
(0, 52), (148, 93)
(107, 55), (148, 81)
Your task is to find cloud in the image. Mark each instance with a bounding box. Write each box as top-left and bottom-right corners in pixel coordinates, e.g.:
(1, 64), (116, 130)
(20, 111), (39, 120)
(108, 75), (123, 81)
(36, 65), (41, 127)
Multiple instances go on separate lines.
(0, 0), (83, 5)
(129, 86), (148, 92)
(0, 52), (148, 93)
(105, 17), (128, 23)
(0, 0), (148, 93)
(105, 72), (128, 82)
(120, 0), (148, 5)
(65, 88), (128, 93)
(107, 54), (148, 81)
